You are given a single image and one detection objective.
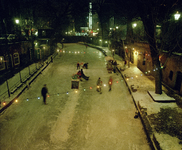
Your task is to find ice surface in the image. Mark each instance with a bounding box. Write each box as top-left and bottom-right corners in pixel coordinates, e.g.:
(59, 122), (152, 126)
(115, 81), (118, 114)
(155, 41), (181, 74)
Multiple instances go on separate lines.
(0, 43), (151, 150)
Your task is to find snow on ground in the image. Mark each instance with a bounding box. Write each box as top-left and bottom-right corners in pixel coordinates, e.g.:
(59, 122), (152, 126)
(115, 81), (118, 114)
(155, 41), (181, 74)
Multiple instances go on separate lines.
(0, 43), (151, 150)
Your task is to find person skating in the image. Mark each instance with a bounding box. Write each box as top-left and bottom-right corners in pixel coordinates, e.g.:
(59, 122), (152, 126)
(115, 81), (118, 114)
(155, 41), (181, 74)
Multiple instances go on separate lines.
(108, 76), (113, 91)
(96, 77), (102, 94)
(83, 63), (88, 69)
(41, 84), (49, 105)
(81, 69), (89, 80)
(77, 62), (80, 70)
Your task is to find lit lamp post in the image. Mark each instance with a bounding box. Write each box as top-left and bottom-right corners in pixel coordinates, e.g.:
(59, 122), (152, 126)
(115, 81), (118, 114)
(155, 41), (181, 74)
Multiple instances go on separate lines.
(174, 11), (180, 20)
(15, 19), (19, 24)
(15, 19), (20, 35)
(132, 23), (137, 28)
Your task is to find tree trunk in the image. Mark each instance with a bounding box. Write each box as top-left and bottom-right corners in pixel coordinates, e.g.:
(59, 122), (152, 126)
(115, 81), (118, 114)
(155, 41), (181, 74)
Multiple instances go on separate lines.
(153, 57), (162, 94)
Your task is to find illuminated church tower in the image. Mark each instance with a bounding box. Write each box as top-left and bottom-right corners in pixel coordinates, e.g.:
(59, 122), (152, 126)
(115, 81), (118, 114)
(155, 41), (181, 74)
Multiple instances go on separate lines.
(89, 2), (92, 30)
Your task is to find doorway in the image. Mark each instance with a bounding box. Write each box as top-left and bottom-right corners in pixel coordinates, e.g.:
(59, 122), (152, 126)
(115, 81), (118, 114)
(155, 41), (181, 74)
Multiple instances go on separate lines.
(175, 71), (182, 92)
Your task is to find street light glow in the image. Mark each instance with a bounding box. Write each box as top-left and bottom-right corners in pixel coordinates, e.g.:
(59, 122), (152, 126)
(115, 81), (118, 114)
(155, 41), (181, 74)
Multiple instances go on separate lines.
(174, 11), (180, 20)
(133, 23), (137, 28)
(15, 19), (19, 24)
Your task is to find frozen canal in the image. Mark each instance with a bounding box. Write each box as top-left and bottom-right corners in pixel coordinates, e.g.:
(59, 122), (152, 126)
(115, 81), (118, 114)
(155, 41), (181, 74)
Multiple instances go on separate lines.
(0, 43), (151, 150)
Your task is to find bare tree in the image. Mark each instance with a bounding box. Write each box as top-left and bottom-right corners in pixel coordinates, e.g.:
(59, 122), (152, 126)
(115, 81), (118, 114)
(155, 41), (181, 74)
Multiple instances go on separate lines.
(136, 0), (182, 94)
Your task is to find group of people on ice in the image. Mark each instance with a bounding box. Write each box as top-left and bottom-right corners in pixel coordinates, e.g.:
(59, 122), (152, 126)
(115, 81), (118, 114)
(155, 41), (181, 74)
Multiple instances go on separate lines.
(96, 76), (113, 94)
(77, 69), (89, 81)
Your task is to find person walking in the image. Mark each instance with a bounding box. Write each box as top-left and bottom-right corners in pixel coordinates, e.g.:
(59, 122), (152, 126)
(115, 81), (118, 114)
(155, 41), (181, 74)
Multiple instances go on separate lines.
(41, 84), (48, 105)
(108, 76), (113, 91)
(77, 62), (80, 70)
(96, 77), (102, 94)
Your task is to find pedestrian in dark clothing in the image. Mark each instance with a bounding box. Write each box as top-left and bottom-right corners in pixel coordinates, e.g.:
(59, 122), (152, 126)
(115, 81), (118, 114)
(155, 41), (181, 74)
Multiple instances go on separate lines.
(41, 84), (48, 105)
(83, 63), (88, 69)
(81, 69), (89, 80)
(77, 62), (80, 70)
(51, 56), (53, 62)
(96, 77), (102, 94)
(108, 76), (113, 91)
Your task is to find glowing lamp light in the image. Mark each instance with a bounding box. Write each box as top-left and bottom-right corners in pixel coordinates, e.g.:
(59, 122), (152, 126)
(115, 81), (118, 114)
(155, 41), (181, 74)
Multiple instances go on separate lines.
(38, 97), (40, 99)
(174, 11), (180, 20)
(27, 98), (29, 101)
(104, 84), (106, 86)
(69, 51), (71, 53)
(133, 23), (137, 28)
(116, 81), (118, 83)
(63, 50), (65, 53)
(66, 92), (69, 94)
(97, 86), (99, 88)
(75, 90), (78, 93)
(153, 69), (155, 71)
(57, 49), (59, 52)
(15, 19), (19, 24)
(126, 78), (129, 81)
(90, 87), (92, 89)
(47, 95), (50, 97)
(84, 89), (86, 91)
(15, 99), (18, 103)
(136, 75), (138, 78)
(109, 82), (111, 84)
(3, 102), (6, 106)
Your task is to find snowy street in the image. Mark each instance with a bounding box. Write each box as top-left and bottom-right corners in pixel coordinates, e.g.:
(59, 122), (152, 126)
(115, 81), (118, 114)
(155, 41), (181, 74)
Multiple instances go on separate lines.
(0, 43), (151, 150)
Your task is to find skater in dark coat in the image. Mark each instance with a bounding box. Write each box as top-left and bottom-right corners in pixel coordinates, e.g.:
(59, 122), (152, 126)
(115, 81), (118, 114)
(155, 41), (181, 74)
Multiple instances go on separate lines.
(83, 63), (88, 69)
(96, 77), (102, 94)
(81, 69), (89, 80)
(41, 84), (48, 105)
(77, 62), (80, 70)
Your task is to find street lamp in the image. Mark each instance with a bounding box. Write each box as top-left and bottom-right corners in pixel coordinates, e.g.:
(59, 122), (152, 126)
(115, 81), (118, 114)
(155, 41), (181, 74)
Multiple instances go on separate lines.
(132, 23), (137, 28)
(174, 11), (180, 20)
(15, 19), (19, 24)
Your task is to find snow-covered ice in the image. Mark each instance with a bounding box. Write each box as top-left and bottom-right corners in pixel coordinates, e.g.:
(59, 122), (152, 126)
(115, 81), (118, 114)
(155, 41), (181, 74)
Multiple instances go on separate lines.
(0, 43), (151, 150)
